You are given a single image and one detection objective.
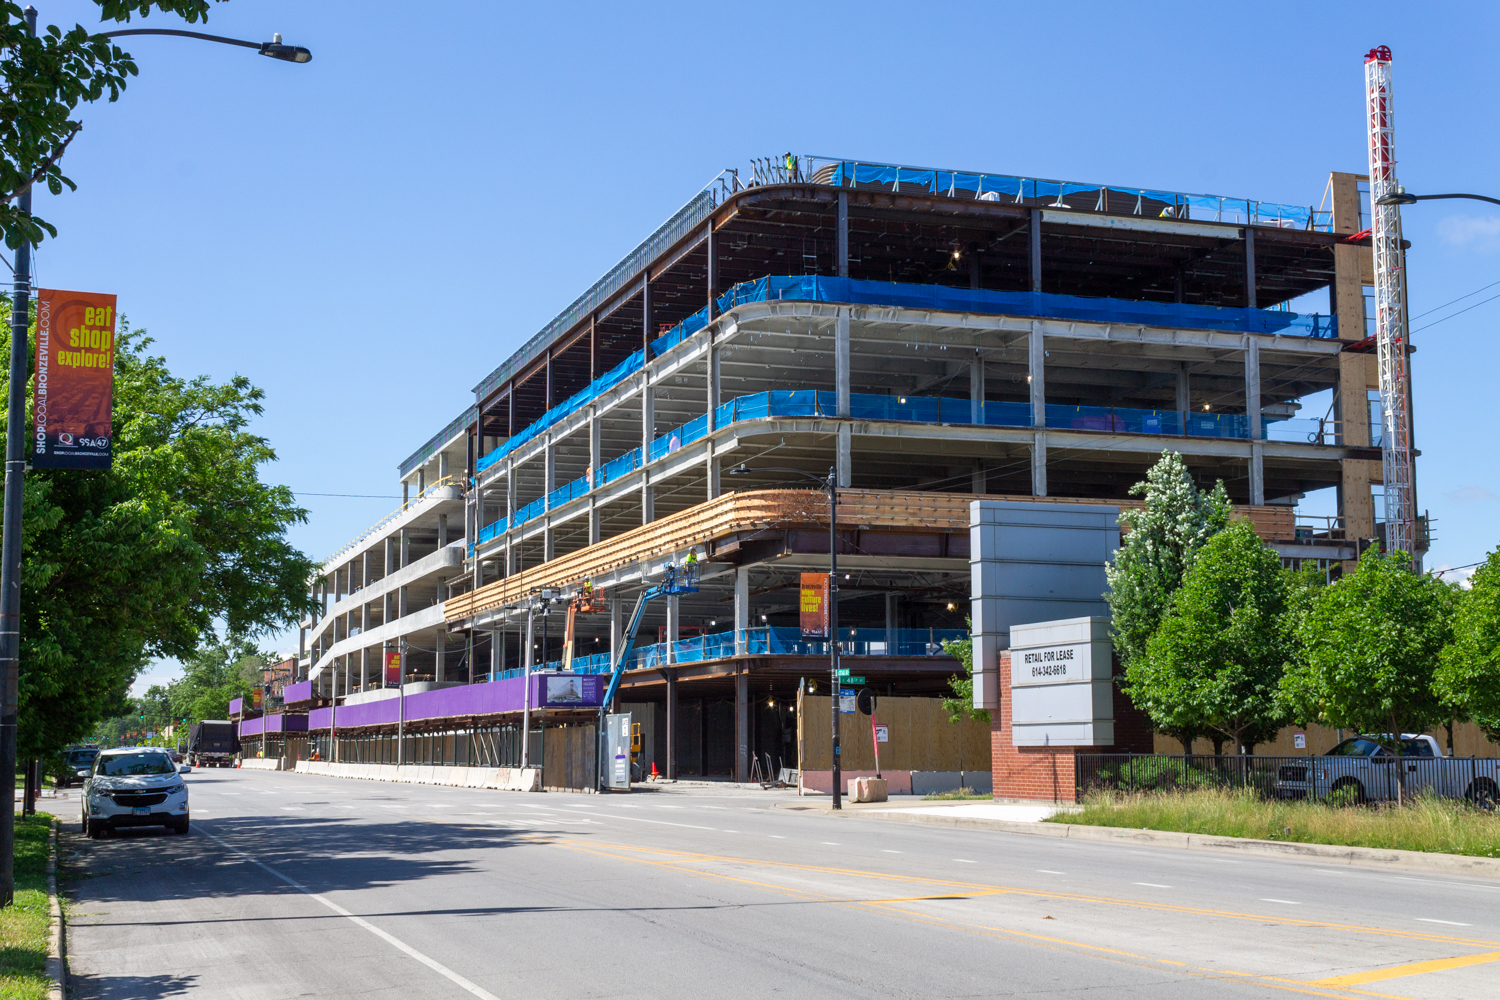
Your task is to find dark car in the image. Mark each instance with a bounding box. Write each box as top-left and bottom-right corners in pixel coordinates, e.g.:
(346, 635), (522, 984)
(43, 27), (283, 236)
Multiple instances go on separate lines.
(58, 747), (100, 787)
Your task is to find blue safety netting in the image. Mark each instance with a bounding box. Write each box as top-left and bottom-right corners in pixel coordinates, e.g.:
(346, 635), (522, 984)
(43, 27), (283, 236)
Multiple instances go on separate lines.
(475, 348), (645, 475)
(649, 303), (711, 358)
(716, 275), (1337, 338)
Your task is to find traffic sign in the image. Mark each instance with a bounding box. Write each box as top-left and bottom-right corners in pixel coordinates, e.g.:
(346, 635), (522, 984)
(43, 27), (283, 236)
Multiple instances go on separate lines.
(843, 676), (865, 685)
(835, 668), (851, 678)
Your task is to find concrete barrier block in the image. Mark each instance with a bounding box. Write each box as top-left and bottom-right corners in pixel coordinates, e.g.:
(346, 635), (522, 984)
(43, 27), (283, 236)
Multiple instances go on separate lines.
(848, 777), (889, 802)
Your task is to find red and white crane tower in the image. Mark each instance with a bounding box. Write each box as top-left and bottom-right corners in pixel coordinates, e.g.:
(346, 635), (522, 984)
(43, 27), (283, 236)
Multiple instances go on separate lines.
(1364, 45), (1418, 565)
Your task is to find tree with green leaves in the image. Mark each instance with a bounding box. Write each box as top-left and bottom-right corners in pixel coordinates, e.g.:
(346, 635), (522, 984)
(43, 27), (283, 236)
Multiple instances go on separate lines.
(3, 310), (315, 763)
(1128, 521), (1290, 755)
(160, 637), (272, 725)
(1436, 547), (1500, 742)
(1105, 450), (1231, 751)
(940, 623), (989, 726)
(1282, 548), (1458, 796)
(0, 1), (219, 248)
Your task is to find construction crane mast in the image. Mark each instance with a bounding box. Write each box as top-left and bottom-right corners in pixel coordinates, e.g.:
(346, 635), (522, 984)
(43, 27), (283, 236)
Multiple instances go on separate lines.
(1364, 45), (1418, 565)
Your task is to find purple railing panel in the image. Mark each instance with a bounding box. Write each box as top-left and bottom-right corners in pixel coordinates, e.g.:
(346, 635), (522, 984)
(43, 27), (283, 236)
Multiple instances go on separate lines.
(228, 697), (243, 716)
(308, 706), (332, 730)
(306, 675), (606, 732)
(239, 716), (265, 738)
(283, 680), (314, 704)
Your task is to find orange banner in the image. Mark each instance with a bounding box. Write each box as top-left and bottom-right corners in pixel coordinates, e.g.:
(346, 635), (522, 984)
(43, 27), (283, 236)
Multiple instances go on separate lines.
(33, 289), (116, 469)
(800, 572), (828, 638)
(384, 650), (402, 687)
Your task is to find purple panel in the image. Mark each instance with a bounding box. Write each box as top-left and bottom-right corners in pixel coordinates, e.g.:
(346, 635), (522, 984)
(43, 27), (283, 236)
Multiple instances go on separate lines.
(283, 680), (313, 704)
(239, 717), (265, 738)
(308, 706), (332, 730)
(301, 676), (604, 733)
(228, 697), (243, 716)
(265, 713), (309, 734)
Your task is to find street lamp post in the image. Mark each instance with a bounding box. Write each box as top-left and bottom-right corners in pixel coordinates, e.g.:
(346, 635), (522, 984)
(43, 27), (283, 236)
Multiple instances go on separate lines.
(1375, 187), (1500, 208)
(729, 464), (842, 809)
(0, 11), (310, 907)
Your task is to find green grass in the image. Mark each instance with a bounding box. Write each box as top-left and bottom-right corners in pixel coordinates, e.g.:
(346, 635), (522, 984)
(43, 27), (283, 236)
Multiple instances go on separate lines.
(0, 814), (53, 1000)
(1046, 788), (1500, 858)
(923, 787), (991, 801)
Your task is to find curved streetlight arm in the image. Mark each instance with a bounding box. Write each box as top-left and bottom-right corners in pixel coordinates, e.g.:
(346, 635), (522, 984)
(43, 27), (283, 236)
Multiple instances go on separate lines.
(99, 27), (312, 63)
(1375, 189), (1500, 208)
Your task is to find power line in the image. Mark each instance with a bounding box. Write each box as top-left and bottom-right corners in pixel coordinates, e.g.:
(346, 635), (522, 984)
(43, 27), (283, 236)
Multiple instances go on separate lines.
(1413, 291), (1500, 333)
(1410, 277), (1500, 321)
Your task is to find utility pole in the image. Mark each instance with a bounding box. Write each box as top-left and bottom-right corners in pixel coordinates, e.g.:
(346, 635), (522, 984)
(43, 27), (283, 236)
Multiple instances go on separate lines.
(828, 468), (841, 811)
(0, 1), (37, 911)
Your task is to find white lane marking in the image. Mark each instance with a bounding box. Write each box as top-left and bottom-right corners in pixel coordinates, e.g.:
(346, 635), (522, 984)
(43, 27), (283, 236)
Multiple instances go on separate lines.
(1261, 898), (1301, 905)
(280, 807), (305, 812)
(1416, 918), (1472, 926)
(700, 806), (727, 810)
(882, 850), (903, 854)
(429, 804), (453, 809)
(583, 813), (713, 831)
(821, 842), (841, 846)
(769, 835), (787, 839)
(953, 859), (977, 864)
(1036, 869), (1065, 874)
(720, 830), (739, 834)
(1134, 882), (1170, 888)
(196, 825), (502, 1000)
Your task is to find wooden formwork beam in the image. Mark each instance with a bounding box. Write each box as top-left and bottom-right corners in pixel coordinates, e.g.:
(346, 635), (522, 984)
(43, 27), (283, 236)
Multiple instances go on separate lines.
(445, 489), (1295, 624)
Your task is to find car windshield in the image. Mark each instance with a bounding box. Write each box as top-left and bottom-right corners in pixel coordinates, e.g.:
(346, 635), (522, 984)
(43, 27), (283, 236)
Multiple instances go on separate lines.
(1327, 738), (1382, 757)
(67, 750), (97, 764)
(96, 752), (175, 776)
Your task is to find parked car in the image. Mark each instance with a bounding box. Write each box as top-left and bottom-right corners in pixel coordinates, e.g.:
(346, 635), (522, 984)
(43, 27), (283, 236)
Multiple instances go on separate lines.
(57, 746), (100, 787)
(80, 747), (192, 837)
(1274, 734), (1500, 807)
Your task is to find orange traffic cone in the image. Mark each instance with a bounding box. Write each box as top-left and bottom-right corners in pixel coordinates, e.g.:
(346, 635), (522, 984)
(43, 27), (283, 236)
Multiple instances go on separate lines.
(650, 762), (659, 780)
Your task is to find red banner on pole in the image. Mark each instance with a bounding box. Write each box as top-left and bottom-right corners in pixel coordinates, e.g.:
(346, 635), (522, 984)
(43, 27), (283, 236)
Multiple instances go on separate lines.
(800, 572), (828, 638)
(33, 289), (116, 469)
(384, 650), (402, 687)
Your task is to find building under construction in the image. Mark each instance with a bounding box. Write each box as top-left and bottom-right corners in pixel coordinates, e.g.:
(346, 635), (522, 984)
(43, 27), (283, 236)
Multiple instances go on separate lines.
(285, 156), (1400, 787)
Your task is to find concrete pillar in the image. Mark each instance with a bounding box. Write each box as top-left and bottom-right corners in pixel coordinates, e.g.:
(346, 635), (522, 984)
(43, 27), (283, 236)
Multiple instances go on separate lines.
(437, 512), (448, 549)
(642, 377), (655, 524)
(836, 191), (849, 278)
(664, 668), (678, 780)
(735, 668), (750, 783)
(435, 631), (446, 683)
(439, 451), (450, 483)
(1029, 208), (1043, 293)
(971, 460), (985, 496)
(969, 353), (984, 425)
(835, 310), (851, 417)
(1176, 367), (1190, 436)
(706, 341), (721, 501)
(1246, 339), (1264, 505)
(360, 646), (368, 693)
(734, 566), (749, 655)
(402, 481), (409, 510)
(836, 426), (851, 489)
(609, 599), (622, 667)
(400, 527), (410, 569)
(665, 595), (679, 664)
(589, 408), (601, 544)
(1244, 226), (1257, 310)
(1030, 322), (1047, 497)
(524, 611), (535, 669)
(491, 628), (502, 676)
(885, 591), (897, 646)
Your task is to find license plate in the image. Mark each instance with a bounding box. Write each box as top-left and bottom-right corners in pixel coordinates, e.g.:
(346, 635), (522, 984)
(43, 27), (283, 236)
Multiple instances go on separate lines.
(133, 807), (149, 816)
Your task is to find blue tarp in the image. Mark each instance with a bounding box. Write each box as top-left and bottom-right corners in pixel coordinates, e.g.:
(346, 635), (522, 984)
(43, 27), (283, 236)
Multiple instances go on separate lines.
(715, 275), (1337, 339)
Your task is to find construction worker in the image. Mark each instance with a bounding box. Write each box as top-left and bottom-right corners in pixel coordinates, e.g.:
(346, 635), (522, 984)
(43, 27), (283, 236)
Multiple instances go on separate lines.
(784, 153), (800, 182)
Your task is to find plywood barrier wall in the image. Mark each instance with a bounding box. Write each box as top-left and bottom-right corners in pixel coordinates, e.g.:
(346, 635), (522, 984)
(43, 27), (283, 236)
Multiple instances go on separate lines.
(1155, 719), (1500, 758)
(797, 695), (990, 772)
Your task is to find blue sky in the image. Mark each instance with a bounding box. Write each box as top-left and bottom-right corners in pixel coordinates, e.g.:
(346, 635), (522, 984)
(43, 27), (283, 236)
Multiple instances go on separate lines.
(25, 1), (1496, 693)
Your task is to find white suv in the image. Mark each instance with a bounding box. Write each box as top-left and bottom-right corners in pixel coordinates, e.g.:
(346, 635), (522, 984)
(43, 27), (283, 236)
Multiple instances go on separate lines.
(80, 747), (191, 837)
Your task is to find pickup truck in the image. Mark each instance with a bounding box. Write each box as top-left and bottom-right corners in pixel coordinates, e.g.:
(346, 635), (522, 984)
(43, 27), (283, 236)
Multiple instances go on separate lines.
(1274, 734), (1500, 807)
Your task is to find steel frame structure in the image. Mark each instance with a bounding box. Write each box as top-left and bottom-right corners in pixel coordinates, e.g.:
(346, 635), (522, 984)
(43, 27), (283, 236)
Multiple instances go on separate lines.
(1364, 46), (1417, 564)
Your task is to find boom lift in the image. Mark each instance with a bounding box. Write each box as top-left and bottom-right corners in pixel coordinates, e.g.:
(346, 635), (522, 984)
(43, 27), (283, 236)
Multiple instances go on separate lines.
(597, 556), (700, 789)
(560, 582), (610, 671)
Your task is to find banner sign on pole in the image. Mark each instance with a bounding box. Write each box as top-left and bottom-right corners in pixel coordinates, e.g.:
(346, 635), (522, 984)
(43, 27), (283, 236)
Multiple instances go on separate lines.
(32, 289), (116, 469)
(800, 572), (828, 638)
(384, 650), (402, 687)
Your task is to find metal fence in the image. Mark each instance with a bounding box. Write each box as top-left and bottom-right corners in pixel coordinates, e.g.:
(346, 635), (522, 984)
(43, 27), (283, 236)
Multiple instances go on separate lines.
(1076, 753), (1500, 804)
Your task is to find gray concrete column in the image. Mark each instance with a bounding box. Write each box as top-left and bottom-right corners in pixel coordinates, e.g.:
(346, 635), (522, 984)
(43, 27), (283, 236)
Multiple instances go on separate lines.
(360, 646), (368, 692)
(438, 451), (449, 482)
(884, 591), (897, 644)
(589, 408), (602, 544)
(1176, 367), (1191, 436)
(972, 460), (985, 496)
(969, 353), (985, 425)
(837, 425), (852, 489)
(734, 565), (749, 655)
(664, 667), (678, 780)
(435, 631), (446, 683)
(1030, 323), (1047, 497)
(1244, 226), (1257, 310)
(1246, 339), (1264, 505)
(491, 628), (503, 676)
(835, 310), (850, 417)
(400, 528), (410, 569)
(524, 611), (535, 669)
(609, 599), (622, 667)
(1029, 208), (1043, 293)
(665, 595), (679, 664)
(437, 512), (448, 549)
(735, 668), (749, 783)
(837, 191), (849, 278)
(642, 377), (655, 524)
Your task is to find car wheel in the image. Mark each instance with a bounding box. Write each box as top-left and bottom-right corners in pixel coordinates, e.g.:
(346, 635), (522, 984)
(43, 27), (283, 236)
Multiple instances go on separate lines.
(1466, 778), (1498, 811)
(172, 818), (190, 835)
(1330, 777), (1365, 805)
(87, 819), (105, 839)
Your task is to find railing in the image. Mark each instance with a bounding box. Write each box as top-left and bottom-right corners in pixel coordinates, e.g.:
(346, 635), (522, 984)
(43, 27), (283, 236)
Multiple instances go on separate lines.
(791, 155), (1333, 232)
(1292, 515), (1347, 543)
(317, 474), (462, 570)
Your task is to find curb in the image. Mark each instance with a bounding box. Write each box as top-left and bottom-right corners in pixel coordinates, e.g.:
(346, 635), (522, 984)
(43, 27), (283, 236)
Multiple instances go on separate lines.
(45, 816), (66, 1000)
(837, 807), (1500, 880)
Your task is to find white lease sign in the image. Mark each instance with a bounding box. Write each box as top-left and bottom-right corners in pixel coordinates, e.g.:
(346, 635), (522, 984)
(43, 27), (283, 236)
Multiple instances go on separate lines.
(1009, 616), (1114, 747)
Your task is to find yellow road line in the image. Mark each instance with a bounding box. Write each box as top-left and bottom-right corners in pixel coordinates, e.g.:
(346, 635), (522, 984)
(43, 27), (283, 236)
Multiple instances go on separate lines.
(1312, 950), (1500, 987)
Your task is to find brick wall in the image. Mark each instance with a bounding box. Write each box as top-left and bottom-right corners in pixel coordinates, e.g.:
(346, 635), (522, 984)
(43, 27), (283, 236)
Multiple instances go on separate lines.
(990, 649), (1153, 802)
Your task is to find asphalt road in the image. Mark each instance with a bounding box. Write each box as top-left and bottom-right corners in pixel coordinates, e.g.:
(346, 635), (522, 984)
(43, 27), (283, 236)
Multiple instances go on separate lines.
(52, 768), (1500, 999)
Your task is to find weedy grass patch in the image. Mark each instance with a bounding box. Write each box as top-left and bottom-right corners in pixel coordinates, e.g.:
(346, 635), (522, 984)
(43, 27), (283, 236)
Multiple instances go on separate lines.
(1047, 788), (1500, 858)
(0, 813), (54, 1000)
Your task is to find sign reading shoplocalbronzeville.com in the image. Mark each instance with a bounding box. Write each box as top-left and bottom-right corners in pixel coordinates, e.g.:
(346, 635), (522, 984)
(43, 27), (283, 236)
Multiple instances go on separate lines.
(32, 288), (116, 470)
